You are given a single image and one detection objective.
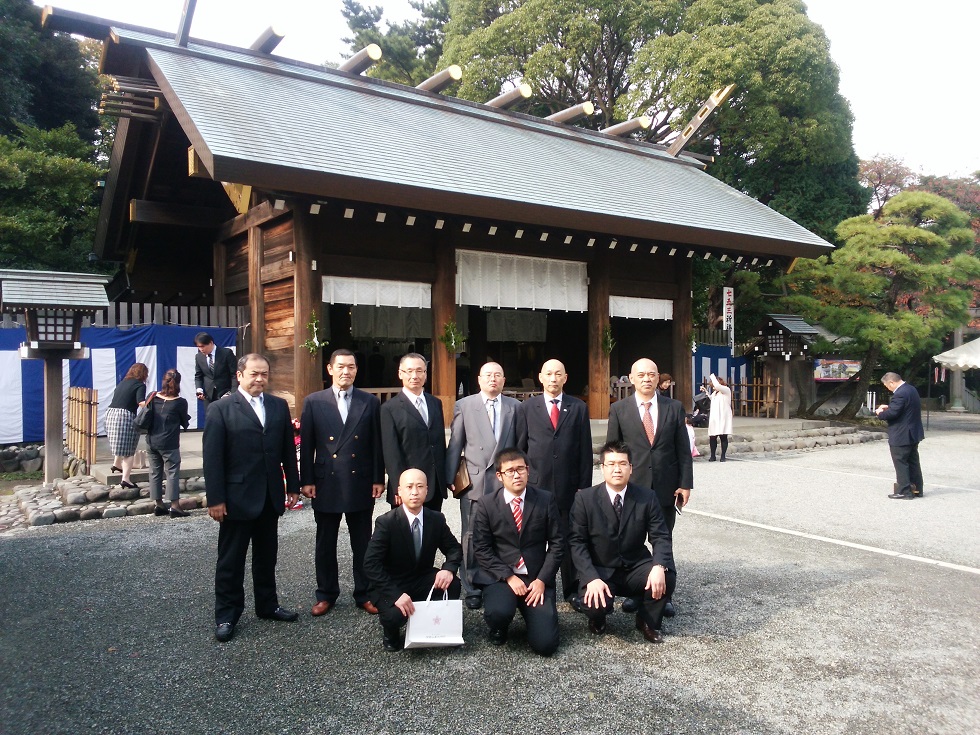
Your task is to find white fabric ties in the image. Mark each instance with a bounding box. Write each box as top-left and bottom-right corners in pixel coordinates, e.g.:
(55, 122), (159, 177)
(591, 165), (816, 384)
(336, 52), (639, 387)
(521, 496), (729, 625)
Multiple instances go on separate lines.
(338, 390), (349, 424)
(250, 395), (265, 427)
(415, 395), (429, 426)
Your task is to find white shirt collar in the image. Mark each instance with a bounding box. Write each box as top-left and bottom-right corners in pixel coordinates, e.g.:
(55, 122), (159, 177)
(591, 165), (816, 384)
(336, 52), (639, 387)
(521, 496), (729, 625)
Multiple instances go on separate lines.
(402, 386), (424, 402)
(238, 387), (262, 403)
(605, 483), (627, 506)
(544, 392), (563, 405)
(402, 506), (422, 527)
(503, 489), (527, 506)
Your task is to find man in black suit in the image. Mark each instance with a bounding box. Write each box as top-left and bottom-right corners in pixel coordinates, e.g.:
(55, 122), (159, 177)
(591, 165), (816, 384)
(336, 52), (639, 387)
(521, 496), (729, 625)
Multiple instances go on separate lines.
(471, 448), (563, 656)
(515, 358), (594, 602)
(363, 468), (462, 652)
(606, 357), (692, 617)
(300, 349), (384, 617)
(568, 441), (676, 643)
(194, 332), (238, 406)
(875, 371), (925, 499)
(203, 353), (300, 642)
(380, 353), (447, 511)
(446, 361), (519, 609)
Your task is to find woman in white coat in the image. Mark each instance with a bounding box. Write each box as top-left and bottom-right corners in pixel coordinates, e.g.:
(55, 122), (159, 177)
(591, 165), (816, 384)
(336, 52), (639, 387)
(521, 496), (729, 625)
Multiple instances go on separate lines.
(705, 373), (733, 461)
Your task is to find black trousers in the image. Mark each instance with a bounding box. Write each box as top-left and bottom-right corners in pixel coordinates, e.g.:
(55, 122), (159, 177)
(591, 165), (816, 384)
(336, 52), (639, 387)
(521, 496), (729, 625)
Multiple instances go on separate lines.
(578, 562), (677, 631)
(376, 569), (461, 636)
(314, 509), (373, 605)
(483, 579), (559, 656)
(890, 442), (924, 495)
(214, 496), (281, 625)
(555, 502), (578, 601)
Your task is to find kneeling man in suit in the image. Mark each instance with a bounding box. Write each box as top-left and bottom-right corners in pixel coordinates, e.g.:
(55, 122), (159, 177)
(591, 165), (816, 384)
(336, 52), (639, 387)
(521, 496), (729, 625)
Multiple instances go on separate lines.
(363, 468), (462, 652)
(568, 440), (676, 643)
(471, 448), (563, 656)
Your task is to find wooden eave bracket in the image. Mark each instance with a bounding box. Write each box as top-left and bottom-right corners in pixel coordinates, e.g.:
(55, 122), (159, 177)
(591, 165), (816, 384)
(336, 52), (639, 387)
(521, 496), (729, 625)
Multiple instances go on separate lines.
(667, 84), (736, 157)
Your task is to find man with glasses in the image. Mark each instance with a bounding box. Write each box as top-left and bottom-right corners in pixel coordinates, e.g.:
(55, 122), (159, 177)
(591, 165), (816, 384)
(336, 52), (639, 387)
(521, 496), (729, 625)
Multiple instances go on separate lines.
(446, 362), (519, 610)
(568, 441), (675, 643)
(606, 357), (692, 617)
(381, 353), (448, 511)
(471, 448), (563, 655)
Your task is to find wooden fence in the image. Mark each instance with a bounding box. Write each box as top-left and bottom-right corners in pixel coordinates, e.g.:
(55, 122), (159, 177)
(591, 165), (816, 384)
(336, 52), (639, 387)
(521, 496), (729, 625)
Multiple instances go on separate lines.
(67, 387), (98, 467)
(0, 303), (248, 329)
(731, 378), (782, 418)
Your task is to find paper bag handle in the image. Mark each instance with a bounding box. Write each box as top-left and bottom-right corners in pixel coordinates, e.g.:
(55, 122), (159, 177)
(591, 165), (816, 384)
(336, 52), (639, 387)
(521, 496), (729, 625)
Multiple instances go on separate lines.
(425, 585), (450, 603)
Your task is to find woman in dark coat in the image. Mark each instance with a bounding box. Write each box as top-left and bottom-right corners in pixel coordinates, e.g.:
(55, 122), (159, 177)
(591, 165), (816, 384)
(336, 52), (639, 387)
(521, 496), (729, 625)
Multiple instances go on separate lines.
(106, 363), (148, 488)
(147, 369), (192, 518)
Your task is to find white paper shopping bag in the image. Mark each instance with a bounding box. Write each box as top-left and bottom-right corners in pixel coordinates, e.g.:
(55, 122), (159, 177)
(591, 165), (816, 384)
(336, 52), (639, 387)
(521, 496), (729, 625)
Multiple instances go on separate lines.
(404, 585), (465, 649)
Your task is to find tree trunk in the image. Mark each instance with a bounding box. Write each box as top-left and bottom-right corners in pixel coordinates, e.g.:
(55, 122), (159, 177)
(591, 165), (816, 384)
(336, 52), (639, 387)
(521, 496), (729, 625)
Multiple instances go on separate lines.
(838, 346), (881, 419)
(798, 376), (857, 418)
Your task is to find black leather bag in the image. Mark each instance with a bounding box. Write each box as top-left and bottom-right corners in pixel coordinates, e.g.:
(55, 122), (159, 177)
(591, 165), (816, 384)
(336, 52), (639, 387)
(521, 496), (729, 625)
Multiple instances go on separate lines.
(134, 392), (157, 433)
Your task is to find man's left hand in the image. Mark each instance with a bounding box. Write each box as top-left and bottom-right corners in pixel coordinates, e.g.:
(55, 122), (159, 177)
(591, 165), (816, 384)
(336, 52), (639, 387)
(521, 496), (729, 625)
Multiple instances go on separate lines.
(674, 488), (691, 508)
(645, 565), (666, 600)
(524, 579), (546, 607)
(433, 570), (455, 590)
(285, 493), (300, 509)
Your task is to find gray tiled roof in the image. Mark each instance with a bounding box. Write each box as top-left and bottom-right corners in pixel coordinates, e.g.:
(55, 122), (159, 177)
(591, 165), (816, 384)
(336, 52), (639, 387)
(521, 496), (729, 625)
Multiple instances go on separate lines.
(111, 26), (831, 257)
(1, 272), (110, 310)
(766, 314), (822, 336)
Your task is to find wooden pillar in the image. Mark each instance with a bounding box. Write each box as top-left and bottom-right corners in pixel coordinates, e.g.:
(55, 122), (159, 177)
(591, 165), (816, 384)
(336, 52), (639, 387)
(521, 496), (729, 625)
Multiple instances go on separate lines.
(44, 358), (63, 484)
(247, 221), (264, 355)
(293, 207), (322, 413)
(672, 259), (693, 411)
(431, 236), (456, 427)
(212, 240), (226, 307)
(587, 256), (610, 419)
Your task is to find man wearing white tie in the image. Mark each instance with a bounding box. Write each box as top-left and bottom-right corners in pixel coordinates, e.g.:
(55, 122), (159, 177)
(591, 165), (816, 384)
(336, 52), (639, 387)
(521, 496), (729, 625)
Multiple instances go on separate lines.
(300, 349), (385, 618)
(445, 362), (519, 609)
(380, 353), (448, 511)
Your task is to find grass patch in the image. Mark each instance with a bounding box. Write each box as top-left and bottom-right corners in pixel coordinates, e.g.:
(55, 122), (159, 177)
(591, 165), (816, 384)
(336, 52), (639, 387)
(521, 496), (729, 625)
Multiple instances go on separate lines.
(1, 471), (44, 482)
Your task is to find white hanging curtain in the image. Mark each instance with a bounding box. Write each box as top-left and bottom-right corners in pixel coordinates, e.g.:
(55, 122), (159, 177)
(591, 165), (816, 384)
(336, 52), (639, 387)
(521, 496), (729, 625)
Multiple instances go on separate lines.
(455, 250), (587, 311)
(322, 276), (431, 309)
(609, 295), (674, 320)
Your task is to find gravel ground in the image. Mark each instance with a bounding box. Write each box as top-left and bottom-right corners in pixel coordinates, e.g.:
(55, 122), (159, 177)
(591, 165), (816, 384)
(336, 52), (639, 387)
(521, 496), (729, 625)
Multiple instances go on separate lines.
(1, 414), (978, 734)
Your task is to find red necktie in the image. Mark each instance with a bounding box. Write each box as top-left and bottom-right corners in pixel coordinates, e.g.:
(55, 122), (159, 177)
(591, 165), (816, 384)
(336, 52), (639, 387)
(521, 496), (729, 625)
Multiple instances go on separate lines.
(549, 399), (559, 430)
(511, 498), (525, 570)
(642, 401), (655, 445)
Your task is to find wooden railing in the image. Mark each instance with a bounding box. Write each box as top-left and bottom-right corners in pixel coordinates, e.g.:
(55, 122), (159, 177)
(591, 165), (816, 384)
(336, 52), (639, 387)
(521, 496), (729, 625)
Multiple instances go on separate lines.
(67, 387), (98, 468)
(0, 303), (249, 329)
(731, 378), (782, 417)
(362, 387), (403, 404)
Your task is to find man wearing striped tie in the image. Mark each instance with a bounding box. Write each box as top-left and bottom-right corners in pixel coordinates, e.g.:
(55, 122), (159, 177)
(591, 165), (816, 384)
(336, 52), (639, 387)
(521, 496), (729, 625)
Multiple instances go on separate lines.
(470, 448), (563, 655)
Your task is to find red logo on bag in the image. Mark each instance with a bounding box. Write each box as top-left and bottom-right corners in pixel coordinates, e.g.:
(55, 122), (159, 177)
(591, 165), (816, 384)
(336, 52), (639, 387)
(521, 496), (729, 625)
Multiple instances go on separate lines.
(433, 616), (441, 625)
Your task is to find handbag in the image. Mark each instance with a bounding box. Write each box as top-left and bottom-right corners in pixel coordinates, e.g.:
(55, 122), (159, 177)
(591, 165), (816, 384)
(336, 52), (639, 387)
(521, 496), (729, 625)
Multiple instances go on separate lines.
(134, 392), (157, 433)
(451, 458), (472, 498)
(403, 585), (465, 650)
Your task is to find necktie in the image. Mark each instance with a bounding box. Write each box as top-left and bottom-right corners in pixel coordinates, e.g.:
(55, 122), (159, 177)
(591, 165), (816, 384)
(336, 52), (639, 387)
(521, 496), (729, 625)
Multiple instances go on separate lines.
(250, 396), (265, 427)
(613, 493), (623, 530)
(642, 401), (655, 445)
(338, 390), (349, 423)
(207, 352), (214, 374)
(511, 498), (525, 570)
(415, 396), (428, 425)
(549, 399), (559, 430)
(411, 517), (422, 560)
(487, 398), (498, 437)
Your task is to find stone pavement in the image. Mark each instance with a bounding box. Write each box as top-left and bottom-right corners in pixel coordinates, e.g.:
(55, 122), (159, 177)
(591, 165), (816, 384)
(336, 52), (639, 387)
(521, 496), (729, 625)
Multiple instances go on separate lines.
(0, 413), (977, 734)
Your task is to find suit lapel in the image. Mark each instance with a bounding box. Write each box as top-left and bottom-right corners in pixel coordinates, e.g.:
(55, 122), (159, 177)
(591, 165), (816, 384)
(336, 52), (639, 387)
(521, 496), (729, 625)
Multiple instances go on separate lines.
(652, 395), (671, 448)
(318, 390), (345, 440)
(340, 389), (366, 442)
(622, 399), (648, 446)
(621, 487), (638, 530)
(596, 487), (619, 533)
(399, 391), (427, 428)
(233, 392), (263, 430)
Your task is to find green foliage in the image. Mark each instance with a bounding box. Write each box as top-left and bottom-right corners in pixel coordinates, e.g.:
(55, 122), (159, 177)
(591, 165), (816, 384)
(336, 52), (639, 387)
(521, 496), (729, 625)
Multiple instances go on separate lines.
(342, 0), (451, 86)
(0, 0), (100, 140)
(0, 123), (104, 271)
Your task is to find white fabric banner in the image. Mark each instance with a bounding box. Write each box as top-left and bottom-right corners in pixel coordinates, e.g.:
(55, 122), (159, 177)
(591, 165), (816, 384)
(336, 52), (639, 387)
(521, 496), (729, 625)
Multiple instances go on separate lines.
(91, 348), (117, 437)
(322, 276), (431, 309)
(455, 250), (587, 311)
(178, 345), (204, 427)
(609, 295), (673, 320)
(0, 351), (24, 443)
(136, 345), (158, 393)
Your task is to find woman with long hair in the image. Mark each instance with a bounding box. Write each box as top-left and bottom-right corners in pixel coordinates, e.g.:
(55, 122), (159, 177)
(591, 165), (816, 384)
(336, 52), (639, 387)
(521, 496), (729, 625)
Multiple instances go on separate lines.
(704, 373), (734, 461)
(146, 368), (192, 517)
(105, 363), (148, 488)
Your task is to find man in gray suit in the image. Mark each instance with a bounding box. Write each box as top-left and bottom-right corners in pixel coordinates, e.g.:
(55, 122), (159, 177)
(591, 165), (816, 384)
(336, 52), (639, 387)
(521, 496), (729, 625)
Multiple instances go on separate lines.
(446, 361), (519, 609)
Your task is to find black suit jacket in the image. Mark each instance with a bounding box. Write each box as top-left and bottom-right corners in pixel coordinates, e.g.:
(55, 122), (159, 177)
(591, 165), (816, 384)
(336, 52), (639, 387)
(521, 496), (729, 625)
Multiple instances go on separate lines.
(607, 394), (694, 507)
(515, 393), (594, 510)
(568, 482), (673, 583)
(877, 382), (925, 446)
(299, 387), (384, 514)
(363, 506), (462, 607)
(471, 486), (563, 587)
(203, 391), (299, 520)
(380, 391), (447, 505)
(194, 345), (239, 401)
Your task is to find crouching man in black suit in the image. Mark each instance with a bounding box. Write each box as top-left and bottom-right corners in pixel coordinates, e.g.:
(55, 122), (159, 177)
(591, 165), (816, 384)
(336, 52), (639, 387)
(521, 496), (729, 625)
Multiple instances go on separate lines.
(471, 448), (563, 656)
(568, 440), (676, 643)
(363, 468), (462, 652)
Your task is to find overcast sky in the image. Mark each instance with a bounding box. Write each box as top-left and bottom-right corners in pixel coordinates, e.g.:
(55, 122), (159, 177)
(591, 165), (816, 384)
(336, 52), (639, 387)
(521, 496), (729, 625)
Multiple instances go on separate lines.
(43, 0), (979, 178)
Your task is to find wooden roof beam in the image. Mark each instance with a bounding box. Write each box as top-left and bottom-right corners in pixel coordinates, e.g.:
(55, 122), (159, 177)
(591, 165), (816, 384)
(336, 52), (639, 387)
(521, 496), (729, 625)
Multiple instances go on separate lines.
(250, 26), (285, 54)
(487, 83), (532, 109)
(175, 0), (197, 48)
(417, 65), (462, 93)
(128, 199), (226, 228)
(667, 84), (735, 157)
(546, 101), (595, 124)
(339, 44), (382, 75)
(601, 115), (652, 137)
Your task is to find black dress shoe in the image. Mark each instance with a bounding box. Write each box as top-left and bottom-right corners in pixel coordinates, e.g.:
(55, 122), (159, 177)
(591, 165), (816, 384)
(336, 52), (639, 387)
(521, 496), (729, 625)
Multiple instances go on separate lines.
(663, 601), (676, 618)
(635, 615), (664, 643)
(487, 627), (508, 646)
(621, 597), (639, 613)
(153, 505), (168, 517)
(465, 595), (483, 610)
(258, 606), (299, 622)
(169, 506), (190, 518)
(215, 622), (235, 642)
(888, 491), (914, 499)
(588, 617), (606, 635)
(382, 634), (404, 652)
(569, 595), (585, 614)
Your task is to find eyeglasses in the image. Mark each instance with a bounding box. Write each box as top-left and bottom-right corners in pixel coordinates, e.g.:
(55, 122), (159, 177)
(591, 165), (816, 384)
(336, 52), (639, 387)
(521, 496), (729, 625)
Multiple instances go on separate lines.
(400, 368), (426, 375)
(498, 466), (528, 477)
(602, 461), (631, 469)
